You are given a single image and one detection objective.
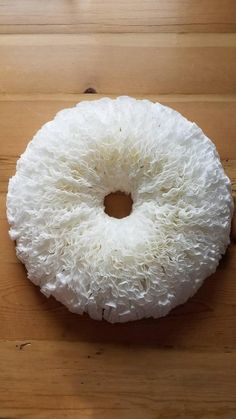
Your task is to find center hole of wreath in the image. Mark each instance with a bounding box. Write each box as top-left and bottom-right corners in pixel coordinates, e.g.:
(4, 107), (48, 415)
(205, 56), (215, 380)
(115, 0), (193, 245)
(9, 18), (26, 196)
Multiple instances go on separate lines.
(104, 191), (133, 219)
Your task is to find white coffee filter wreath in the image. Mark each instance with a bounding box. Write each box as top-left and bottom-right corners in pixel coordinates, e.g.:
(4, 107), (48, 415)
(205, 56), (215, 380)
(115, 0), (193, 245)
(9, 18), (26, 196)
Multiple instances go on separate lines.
(7, 97), (233, 323)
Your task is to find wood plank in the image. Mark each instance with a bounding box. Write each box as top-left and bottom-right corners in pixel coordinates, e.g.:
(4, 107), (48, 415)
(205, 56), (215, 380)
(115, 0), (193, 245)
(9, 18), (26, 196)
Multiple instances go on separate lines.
(0, 341), (235, 418)
(0, 0), (236, 34)
(0, 34), (236, 94)
(0, 94), (236, 160)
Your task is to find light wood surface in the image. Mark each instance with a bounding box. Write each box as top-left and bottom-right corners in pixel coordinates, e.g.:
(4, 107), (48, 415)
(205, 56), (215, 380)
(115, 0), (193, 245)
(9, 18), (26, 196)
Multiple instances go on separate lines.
(0, 0), (236, 34)
(0, 1), (236, 418)
(0, 341), (236, 419)
(0, 34), (236, 94)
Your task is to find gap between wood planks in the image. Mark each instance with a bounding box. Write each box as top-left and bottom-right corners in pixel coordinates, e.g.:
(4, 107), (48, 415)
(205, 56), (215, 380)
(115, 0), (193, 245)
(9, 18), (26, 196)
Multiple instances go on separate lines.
(0, 93), (236, 102)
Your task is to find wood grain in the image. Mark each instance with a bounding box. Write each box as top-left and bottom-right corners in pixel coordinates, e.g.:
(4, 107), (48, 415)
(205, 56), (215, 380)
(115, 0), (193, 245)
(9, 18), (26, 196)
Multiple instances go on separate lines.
(0, 34), (236, 94)
(0, 0), (236, 34)
(0, 341), (236, 419)
(1, 0), (236, 416)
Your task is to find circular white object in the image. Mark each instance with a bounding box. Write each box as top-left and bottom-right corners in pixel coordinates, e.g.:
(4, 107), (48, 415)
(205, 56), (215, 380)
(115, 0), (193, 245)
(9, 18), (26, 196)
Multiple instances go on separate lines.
(7, 97), (233, 323)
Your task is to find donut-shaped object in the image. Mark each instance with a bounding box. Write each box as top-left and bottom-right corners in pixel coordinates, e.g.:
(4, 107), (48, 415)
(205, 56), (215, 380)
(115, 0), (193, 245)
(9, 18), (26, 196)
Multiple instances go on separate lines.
(7, 97), (233, 323)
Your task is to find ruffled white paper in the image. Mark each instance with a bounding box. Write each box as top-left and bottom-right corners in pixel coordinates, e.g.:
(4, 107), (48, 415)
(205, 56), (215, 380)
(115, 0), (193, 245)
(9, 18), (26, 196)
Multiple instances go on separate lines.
(7, 97), (234, 322)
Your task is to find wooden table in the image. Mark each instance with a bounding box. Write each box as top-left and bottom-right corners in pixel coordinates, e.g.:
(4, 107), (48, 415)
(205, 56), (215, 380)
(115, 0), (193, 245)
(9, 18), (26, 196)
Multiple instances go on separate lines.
(0, 2), (236, 418)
